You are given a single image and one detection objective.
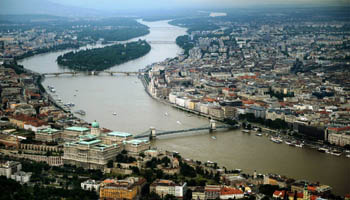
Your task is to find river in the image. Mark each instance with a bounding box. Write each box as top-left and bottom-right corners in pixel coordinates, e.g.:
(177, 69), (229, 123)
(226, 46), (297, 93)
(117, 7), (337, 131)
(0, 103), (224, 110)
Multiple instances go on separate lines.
(18, 20), (350, 195)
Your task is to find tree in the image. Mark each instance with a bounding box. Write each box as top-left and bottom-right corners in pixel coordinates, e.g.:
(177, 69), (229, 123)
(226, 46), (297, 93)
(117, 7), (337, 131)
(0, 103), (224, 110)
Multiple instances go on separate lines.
(107, 160), (114, 168)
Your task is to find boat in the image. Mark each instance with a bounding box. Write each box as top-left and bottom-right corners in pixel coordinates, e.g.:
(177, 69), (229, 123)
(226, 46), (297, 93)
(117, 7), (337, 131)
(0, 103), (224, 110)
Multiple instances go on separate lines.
(75, 110), (86, 115)
(255, 133), (263, 137)
(211, 136), (217, 140)
(318, 147), (329, 153)
(164, 112), (168, 116)
(270, 137), (283, 144)
(242, 130), (250, 134)
(346, 154), (350, 158)
(295, 143), (304, 148)
(285, 140), (292, 145)
(112, 112), (117, 116)
(176, 121), (182, 125)
(330, 150), (342, 156)
(66, 102), (75, 107)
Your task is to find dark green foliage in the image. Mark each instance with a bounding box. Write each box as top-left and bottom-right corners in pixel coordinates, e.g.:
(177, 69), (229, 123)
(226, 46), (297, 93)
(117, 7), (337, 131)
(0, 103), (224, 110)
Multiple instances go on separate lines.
(176, 35), (194, 56)
(259, 184), (280, 196)
(116, 153), (136, 163)
(77, 27), (149, 42)
(14, 43), (80, 60)
(180, 162), (196, 178)
(169, 18), (220, 32)
(57, 40), (151, 71)
(239, 113), (289, 130)
(0, 176), (98, 200)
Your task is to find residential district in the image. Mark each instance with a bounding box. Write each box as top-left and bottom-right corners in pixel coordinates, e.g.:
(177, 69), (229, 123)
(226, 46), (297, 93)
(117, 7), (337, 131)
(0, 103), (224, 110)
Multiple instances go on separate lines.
(1, 12), (350, 200)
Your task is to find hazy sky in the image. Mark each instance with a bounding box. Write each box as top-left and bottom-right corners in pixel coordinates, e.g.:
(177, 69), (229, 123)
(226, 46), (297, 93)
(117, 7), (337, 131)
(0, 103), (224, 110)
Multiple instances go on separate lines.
(51, 0), (350, 10)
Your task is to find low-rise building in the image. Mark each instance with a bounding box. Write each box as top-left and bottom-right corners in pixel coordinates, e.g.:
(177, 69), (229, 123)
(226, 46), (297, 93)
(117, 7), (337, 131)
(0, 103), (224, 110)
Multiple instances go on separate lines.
(220, 186), (244, 199)
(150, 179), (187, 199)
(10, 171), (32, 184)
(81, 179), (101, 193)
(99, 177), (146, 200)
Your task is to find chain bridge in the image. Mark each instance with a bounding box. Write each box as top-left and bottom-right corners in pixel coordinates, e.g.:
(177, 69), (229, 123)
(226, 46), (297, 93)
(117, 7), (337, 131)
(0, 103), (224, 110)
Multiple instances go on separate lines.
(42, 71), (142, 77)
(134, 120), (235, 140)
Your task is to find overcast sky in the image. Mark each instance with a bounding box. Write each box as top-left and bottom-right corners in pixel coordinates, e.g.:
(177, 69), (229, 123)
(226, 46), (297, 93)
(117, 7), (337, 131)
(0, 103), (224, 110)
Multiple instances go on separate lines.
(50, 0), (350, 10)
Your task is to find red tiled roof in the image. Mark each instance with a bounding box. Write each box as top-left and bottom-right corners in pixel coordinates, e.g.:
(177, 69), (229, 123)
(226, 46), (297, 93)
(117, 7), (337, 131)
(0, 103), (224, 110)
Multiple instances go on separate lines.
(220, 187), (243, 195)
(328, 126), (350, 132)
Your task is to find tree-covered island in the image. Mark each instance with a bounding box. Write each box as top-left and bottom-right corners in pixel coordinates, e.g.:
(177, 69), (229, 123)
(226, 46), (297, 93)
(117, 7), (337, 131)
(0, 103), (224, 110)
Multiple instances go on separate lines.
(57, 40), (151, 71)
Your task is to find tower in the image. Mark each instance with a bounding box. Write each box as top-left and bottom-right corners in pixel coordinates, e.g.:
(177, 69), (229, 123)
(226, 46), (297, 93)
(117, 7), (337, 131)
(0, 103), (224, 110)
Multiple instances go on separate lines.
(91, 120), (101, 137)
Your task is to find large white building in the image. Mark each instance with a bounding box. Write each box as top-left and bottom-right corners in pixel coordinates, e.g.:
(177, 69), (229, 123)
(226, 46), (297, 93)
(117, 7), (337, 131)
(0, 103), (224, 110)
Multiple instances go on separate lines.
(63, 134), (120, 169)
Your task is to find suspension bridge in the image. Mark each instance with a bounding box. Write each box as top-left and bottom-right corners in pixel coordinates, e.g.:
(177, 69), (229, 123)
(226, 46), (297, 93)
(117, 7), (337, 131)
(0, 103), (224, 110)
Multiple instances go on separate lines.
(134, 120), (236, 140)
(42, 71), (142, 77)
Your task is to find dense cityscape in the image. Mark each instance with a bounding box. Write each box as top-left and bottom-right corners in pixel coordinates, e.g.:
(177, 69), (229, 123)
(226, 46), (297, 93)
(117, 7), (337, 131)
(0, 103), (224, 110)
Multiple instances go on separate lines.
(0, 1), (350, 200)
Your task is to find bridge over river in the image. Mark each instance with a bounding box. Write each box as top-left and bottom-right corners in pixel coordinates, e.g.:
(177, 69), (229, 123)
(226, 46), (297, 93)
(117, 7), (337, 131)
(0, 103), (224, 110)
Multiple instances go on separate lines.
(134, 120), (236, 140)
(42, 71), (142, 77)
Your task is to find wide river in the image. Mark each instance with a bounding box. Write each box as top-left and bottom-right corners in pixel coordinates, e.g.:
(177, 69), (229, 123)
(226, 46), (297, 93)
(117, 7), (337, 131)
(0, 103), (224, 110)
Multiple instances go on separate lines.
(19, 20), (350, 195)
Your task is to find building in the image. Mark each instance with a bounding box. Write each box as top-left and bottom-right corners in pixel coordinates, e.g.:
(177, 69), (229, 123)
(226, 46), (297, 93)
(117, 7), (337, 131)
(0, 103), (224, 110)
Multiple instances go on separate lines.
(63, 134), (120, 169)
(123, 139), (150, 154)
(81, 179), (101, 193)
(192, 186), (206, 200)
(0, 161), (22, 178)
(102, 131), (133, 145)
(220, 186), (244, 199)
(35, 128), (62, 142)
(62, 126), (90, 142)
(150, 179), (187, 199)
(205, 185), (221, 200)
(327, 126), (350, 146)
(10, 171), (32, 184)
(99, 177), (146, 200)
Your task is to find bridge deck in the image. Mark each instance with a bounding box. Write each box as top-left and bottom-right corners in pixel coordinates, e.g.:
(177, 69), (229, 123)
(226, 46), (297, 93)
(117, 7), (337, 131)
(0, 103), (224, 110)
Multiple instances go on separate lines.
(134, 125), (232, 139)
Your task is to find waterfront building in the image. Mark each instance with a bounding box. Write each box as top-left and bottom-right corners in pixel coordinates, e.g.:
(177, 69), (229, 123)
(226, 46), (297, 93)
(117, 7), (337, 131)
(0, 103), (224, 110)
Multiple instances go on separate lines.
(102, 131), (133, 145)
(150, 179), (187, 199)
(62, 126), (90, 142)
(327, 126), (350, 146)
(63, 134), (120, 169)
(123, 139), (150, 154)
(35, 128), (62, 142)
(99, 177), (146, 200)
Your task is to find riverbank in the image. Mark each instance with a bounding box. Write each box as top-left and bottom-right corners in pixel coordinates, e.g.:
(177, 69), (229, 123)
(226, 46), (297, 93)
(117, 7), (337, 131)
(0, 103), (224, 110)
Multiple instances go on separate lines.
(14, 43), (83, 61)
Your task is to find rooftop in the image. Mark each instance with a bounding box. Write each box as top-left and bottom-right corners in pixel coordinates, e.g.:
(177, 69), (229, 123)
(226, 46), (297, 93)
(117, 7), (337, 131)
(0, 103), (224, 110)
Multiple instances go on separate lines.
(107, 131), (133, 137)
(65, 126), (89, 132)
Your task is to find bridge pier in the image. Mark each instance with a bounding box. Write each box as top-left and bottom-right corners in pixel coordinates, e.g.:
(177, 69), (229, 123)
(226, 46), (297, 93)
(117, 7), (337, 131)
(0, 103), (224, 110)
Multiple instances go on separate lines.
(149, 127), (156, 140)
(210, 119), (216, 132)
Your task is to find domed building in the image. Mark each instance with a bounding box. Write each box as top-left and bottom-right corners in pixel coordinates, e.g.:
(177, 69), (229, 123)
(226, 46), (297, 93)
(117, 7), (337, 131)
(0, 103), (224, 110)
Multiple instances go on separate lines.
(91, 120), (101, 136)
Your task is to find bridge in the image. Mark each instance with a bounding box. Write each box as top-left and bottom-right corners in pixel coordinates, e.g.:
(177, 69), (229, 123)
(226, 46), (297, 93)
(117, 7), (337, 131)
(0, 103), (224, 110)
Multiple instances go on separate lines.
(147, 41), (176, 44)
(42, 71), (142, 77)
(134, 120), (235, 140)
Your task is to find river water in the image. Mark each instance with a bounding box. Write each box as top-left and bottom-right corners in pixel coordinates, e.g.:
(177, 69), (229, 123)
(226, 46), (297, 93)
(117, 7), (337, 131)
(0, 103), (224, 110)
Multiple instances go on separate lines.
(18, 20), (350, 195)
